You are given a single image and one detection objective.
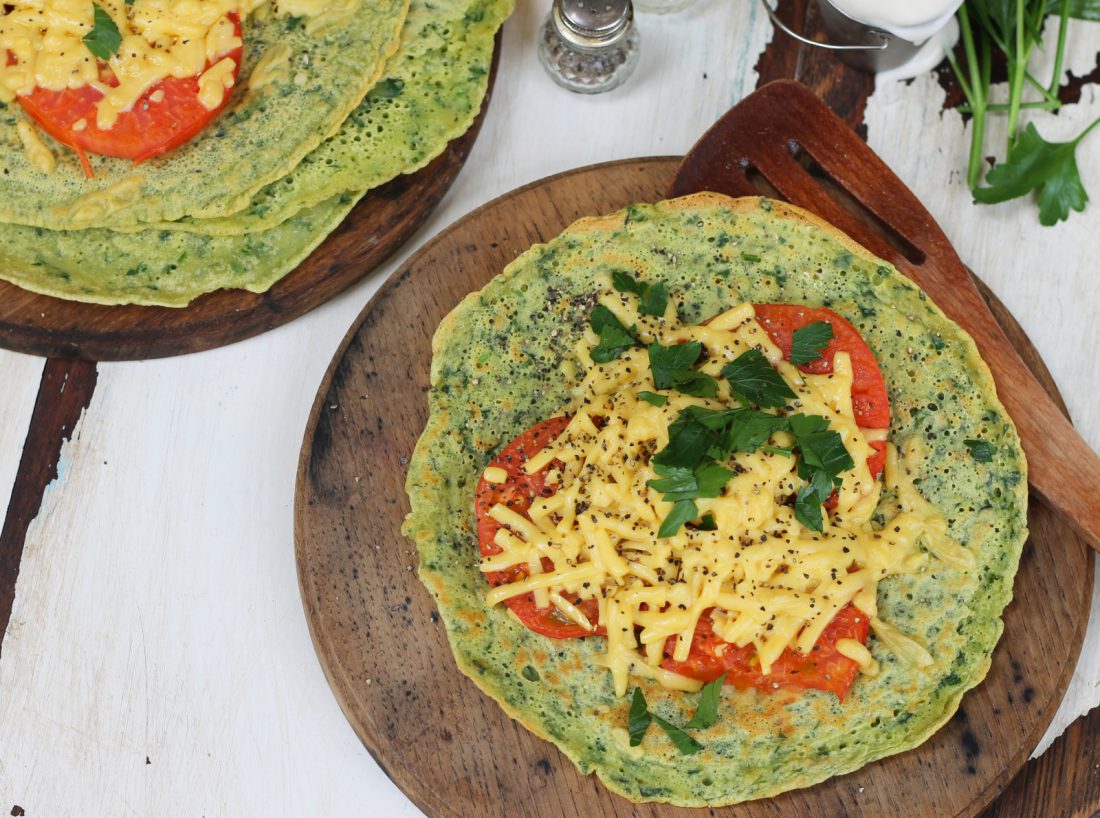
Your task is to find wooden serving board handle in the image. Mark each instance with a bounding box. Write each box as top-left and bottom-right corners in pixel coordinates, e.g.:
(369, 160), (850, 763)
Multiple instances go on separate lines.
(670, 80), (1100, 556)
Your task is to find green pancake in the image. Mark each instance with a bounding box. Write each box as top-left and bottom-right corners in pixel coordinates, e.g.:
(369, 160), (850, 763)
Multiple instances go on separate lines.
(0, 0), (510, 306)
(0, 193), (356, 306)
(403, 194), (1028, 806)
(157, 0), (513, 236)
(0, 0), (409, 230)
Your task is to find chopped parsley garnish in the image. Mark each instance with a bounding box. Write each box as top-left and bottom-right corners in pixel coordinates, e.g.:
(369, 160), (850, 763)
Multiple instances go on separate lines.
(628, 687), (651, 746)
(685, 674), (726, 729)
(964, 438), (996, 462)
(788, 414), (854, 533)
(647, 341), (718, 398)
(648, 462), (734, 503)
(657, 499), (700, 539)
(789, 320), (834, 365)
(720, 348), (796, 408)
(695, 513), (717, 531)
(83, 3), (122, 60)
(652, 714), (703, 755)
(789, 414), (855, 478)
(612, 270), (668, 317)
(741, 252), (761, 263)
(637, 390), (668, 407)
(629, 678), (724, 753)
(589, 305), (637, 363)
(721, 408), (790, 454)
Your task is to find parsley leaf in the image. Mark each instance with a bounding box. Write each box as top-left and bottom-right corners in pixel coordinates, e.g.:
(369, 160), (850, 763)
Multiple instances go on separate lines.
(652, 714), (703, 755)
(648, 462), (734, 502)
(83, 3), (122, 60)
(648, 341), (718, 398)
(628, 687), (652, 746)
(627, 687), (704, 754)
(794, 483), (825, 532)
(685, 674), (726, 729)
(973, 120), (1100, 226)
(761, 444), (793, 457)
(721, 348), (796, 408)
(964, 438), (996, 462)
(789, 321), (834, 365)
(611, 270), (642, 294)
(789, 414), (854, 478)
(639, 282), (669, 317)
(696, 513), (717, 531)
(637, 390), (668, 407)
(612, 271), (668, 317)
(785, 414), (854, 533)
(649, 341), (701, 385)
(653, 412), (716, 469)
(589, 305), (637, 363)
(720, 408), (790, 454)
(657, 499), (699, 538)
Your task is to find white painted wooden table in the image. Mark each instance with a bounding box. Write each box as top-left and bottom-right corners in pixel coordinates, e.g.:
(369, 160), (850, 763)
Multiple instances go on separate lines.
(1, 2), (1098, 815)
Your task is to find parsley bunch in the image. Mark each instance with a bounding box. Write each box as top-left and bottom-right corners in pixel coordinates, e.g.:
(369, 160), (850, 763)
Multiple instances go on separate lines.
(948, 0), (1100, 225)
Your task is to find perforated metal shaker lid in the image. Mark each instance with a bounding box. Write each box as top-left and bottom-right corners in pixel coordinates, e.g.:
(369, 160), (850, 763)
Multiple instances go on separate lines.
(552, 0), (634, 50)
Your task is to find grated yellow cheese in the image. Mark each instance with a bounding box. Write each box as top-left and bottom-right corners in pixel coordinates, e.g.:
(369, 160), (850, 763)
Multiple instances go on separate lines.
(0, 0), (332, 130)
(16, 121), (57, 174)
(481, 292), (964, 696)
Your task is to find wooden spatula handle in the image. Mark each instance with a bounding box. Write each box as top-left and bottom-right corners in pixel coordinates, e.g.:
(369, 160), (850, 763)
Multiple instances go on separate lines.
(671, 80), (1100, 555)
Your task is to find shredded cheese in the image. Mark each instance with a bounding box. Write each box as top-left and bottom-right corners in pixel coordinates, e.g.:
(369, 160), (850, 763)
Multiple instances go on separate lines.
(0, 0), (333, 129)
(16, 121), (57, 174)
(481, 293), (965, 696)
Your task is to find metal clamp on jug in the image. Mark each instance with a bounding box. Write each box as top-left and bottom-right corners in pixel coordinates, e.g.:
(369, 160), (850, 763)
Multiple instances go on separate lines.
(761, 0), (964, 76)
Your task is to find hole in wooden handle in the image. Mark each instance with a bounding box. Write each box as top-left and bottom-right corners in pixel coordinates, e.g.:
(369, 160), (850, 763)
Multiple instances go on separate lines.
(787, 142), (927, 266)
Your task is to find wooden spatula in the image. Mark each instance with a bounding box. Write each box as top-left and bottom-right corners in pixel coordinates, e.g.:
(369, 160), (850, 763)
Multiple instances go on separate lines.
(670, 80), (1100, 555)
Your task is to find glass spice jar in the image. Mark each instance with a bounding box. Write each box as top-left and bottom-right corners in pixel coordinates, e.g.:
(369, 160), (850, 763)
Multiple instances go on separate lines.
(538, 0), (641, 95)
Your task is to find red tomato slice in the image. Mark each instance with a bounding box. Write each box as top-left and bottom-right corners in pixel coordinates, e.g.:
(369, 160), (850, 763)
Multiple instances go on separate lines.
(660, 604), (870, 700)
(12, 14), (242, 175)
(753, 303), (890, 480)
(474, 415), (604, 639)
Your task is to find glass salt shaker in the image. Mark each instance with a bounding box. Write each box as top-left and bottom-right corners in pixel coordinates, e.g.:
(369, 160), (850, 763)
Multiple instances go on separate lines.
(538, 0), (641, 95)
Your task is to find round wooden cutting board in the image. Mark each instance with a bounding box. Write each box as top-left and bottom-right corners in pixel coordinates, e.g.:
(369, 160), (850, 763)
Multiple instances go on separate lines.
(294, 158), (1093, 818)
(0, 37), (500, 362)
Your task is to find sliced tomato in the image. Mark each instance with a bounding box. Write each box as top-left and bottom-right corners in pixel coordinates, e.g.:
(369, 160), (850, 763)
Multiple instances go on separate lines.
(13, 13), (242, 174)
(475, 415), (604, 639)
(660, 604), (869, 700)
(754, 303), (890, 480)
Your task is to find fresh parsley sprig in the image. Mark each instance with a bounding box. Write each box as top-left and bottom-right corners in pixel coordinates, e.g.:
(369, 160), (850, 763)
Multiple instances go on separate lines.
(789, 321), (834, 366)
(628, 676), (726, 754)
(83, 3), (122, 60)
(948, 0), (1100, 224)
(612, 271), (669, 317)
(647, 341), (719, 398)
(720, 348), (796, 408)
(589, 305), (637, 363)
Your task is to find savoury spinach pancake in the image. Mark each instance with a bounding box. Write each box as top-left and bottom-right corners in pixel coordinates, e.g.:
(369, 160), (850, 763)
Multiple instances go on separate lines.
(403, 194), (1027, 806)
(0, 0), (409, 230)
(0, 0), (511, 306)
(151, 0), (514, 236)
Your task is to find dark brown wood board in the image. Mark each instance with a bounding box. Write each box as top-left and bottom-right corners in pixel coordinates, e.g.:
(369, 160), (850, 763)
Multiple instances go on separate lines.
(294, 157), (1093, 818)
(671, 80), (1100, 558)
(0, 35), (500, 362)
